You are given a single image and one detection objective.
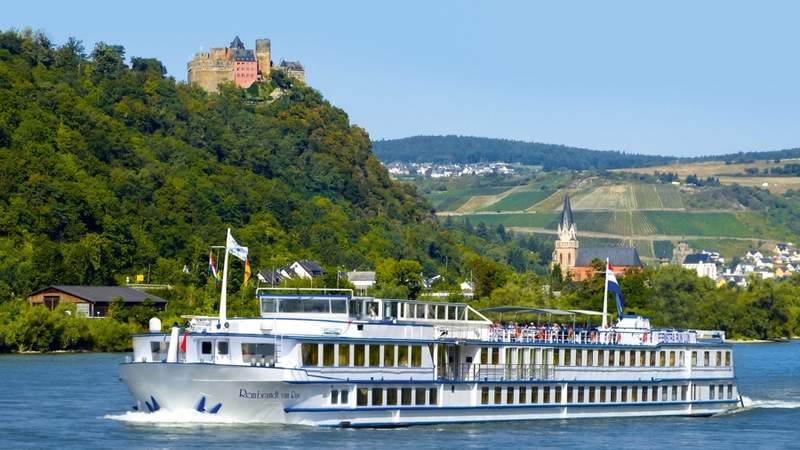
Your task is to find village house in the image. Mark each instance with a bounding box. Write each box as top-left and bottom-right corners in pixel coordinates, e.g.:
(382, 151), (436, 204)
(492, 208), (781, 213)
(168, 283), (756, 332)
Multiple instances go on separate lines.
(346, 271), (376, 295)
(28, 285), (168, 317)
(682, 253), (718, 280)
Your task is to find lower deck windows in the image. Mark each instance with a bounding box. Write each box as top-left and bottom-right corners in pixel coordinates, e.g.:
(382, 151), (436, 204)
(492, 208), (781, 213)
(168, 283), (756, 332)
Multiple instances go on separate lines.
(386, 388), (398, 406)
(401, 388), (412, 405)
(416, 387), (427, 405)
(357, 388), (368, 406)
(330, 389), (349, 405)
(372, 388), (383, 406)
(494, 386), (502, 404)
(481, 386), (489, 405)
(429, 387), (438, 405)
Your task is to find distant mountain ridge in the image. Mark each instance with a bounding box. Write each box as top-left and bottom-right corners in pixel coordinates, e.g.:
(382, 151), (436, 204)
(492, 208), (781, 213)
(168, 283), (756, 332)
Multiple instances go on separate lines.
(373, 135), (800, 171)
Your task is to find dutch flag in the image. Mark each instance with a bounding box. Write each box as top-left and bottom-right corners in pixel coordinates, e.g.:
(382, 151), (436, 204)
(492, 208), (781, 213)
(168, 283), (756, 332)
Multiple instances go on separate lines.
(606, 262), (625, 318)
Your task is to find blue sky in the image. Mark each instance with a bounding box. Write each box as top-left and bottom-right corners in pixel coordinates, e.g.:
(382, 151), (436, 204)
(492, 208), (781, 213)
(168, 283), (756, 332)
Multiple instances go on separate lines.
(3, 0), (799, 156)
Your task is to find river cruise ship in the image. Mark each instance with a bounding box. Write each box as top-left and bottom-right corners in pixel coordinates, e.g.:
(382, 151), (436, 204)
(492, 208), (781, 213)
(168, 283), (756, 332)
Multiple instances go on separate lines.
(120, 230), (739, 427)
(121, 288), (740, 427)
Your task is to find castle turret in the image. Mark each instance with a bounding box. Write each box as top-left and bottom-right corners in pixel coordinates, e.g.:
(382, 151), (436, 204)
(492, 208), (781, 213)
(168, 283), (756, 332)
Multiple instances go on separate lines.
(255, 38), (271, 78)
(552, 194), (579, 272)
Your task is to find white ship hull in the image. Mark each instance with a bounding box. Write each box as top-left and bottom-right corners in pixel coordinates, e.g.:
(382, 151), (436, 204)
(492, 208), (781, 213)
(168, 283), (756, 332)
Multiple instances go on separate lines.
(120, 362), (739, 427)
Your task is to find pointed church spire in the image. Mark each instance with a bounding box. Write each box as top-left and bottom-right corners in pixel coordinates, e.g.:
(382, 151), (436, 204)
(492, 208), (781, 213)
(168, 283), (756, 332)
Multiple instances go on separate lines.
(559, 193), (574, 230)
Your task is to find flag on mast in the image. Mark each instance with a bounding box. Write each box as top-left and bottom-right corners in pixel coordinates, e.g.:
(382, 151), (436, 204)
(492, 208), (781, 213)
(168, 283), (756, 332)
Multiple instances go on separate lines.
(208, 250), (219, 280)
(226, 230), (249, 262)
(606, 262), (625, 319)
(243, 258), (252, 286)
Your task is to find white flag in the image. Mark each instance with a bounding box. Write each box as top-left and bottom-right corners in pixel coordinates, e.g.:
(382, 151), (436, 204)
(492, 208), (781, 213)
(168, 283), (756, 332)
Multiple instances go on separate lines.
(226, 230), (248, 262)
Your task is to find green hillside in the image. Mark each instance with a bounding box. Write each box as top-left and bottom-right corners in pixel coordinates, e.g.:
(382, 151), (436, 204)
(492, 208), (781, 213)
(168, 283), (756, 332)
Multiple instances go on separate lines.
(0, 30), (450, 301)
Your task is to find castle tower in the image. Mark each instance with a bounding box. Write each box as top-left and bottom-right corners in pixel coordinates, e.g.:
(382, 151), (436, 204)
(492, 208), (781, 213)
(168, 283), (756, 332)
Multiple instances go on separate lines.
(552, 194), (579, 272)
(255, 39), (271, 78)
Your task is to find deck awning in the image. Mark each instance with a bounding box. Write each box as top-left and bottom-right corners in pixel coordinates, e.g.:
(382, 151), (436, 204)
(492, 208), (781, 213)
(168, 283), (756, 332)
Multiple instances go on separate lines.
(479, 306), (575, 316)
(480, 306), (604, 317)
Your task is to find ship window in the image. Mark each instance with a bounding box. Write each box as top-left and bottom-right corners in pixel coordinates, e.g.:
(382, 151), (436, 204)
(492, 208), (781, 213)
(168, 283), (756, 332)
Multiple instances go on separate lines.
(598, 350), (605, 366)
(354, 344), (366, 366)
(678, 351), (684, 367)
(241, 343), (275, 363)
(322, 344), (335, 367)
(533, 386), (540, 403)
(608, 351), (615, 366)
(201, 341), (212, 355)
(331, 299), (346, 314)
(494, 386), (502, 404)
(150, 341), (162, 356)
(716, 351), (722, 367)
(578, 386), (585, 403)
(610, 387), (617, 402)
(659, 351), (666, 367)
(429, 387), (438, 405)
(621, 386), (628, 402)
(589, 386), (596, 403)
(217, 341), (229, 355)
(651, 386), (658, 401)
(519, 386), (527, 403)
(727, 385), (733, 400)
(725, 351), (731, 366)
(692, 351), (698, 366)
(661, 386), (667, 401)
(398, 345), (409, 367)
(372, 388), (383, 406)
(386, 388), (398, 406)
(587, 350), (594, 366)
(567, 386), (574, 403)
(682, 386), (688, 401)
(620, 351), (626, 367)
(564, 350), (572, 366)
(357, 388), (368, 406)
(481, 387), (489, 405)
(368, 345), (380, 367)
(331, 390), (339, 404)
(541, 386), (549, 403)
(507, 387), (514, 404)
(416, 387), (427, 405)
(669, 351), (676, 367)
(301, 343), (319, 366)
(260, 298), (277, 314)
(555, 387), (562, 403)
(632, 386), (638, 402)
(400, 388), (411, 405)
(642, 386), (648, 402)
(649, 351), (656, 366)
(710, 385), (715, 400)
(600, 386), (607, 402)
(554, 350), (561, 366)
(671, 386), (678, 401)
(384, 345), (396, 367)
(339, 344), (350, 366)
(411, 346), (422, 367)
(704, 351), (710, 366)
(718, 385), (724, 399)
(341, 389), (349, 404)
(639, 351), (645, 367)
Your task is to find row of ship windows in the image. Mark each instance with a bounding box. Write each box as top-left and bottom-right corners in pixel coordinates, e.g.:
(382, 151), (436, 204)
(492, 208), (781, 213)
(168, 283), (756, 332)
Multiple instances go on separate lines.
(479, 384), (735, 405)
(302, 343), (424, 368)
(350, 387), (439, 406)
(479, 347), (732, 368)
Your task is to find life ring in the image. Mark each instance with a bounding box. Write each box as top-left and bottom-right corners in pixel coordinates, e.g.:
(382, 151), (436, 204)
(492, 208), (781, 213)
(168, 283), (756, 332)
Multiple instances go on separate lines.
(642, 332), (649, 343)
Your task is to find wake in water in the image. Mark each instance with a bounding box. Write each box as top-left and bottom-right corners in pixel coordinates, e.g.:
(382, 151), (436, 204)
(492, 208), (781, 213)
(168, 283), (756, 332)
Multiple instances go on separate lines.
(717, 396), (800, 416)
(104, 409), (263, 427)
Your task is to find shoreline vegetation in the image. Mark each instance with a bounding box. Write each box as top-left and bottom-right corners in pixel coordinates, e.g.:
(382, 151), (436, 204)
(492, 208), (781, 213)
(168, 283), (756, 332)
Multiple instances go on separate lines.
(1, 29), (799, 353)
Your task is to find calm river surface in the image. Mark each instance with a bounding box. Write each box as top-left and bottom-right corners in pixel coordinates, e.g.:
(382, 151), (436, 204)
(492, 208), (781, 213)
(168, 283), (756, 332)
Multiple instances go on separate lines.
(0, 341), (798, 449)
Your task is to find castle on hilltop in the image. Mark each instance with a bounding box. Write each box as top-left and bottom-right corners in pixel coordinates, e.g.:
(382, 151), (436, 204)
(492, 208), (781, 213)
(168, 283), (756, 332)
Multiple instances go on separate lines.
(188, 36), (305, 93)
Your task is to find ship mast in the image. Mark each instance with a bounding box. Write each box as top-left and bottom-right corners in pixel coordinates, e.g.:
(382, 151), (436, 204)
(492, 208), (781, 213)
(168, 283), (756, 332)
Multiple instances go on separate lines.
(219, 228), (232, 321)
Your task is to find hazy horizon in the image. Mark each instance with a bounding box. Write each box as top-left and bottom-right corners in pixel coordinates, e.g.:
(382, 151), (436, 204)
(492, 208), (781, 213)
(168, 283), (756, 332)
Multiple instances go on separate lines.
(4, 0), (799, 157)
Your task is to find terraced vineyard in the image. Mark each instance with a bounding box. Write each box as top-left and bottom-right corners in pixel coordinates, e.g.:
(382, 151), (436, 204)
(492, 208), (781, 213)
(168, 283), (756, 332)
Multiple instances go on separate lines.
(641, 211), (756, 238)
(426, 186), (509, 211)
(655, 184), (684, 208)
(478, 189), (554, 212)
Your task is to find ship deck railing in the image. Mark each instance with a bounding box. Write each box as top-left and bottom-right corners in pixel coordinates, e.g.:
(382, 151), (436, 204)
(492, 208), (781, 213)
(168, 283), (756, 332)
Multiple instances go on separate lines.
(488, 326), (699, 346)
(437, 363), (555, 382)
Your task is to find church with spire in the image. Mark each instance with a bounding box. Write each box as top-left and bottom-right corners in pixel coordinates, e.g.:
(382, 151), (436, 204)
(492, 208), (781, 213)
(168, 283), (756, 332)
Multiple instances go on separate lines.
(552, 194), (642, 281)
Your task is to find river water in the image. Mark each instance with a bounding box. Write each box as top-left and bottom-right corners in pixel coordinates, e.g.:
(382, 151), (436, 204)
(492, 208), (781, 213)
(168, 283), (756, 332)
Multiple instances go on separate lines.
(0, 341), (798, 449)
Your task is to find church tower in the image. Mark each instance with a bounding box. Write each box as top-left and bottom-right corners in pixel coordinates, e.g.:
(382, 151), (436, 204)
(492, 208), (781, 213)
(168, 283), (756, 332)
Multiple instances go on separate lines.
(552, 194), (579, 272)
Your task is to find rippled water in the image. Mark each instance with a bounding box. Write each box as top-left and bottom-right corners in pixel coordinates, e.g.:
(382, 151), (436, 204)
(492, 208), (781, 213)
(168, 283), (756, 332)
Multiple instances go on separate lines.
(1, 342), (798, 449)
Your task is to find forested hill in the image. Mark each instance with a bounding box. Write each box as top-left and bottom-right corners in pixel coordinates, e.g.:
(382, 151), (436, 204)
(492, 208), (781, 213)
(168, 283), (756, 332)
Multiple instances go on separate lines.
(0, 30), (435, 300)
(373, 135), (675, 170)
